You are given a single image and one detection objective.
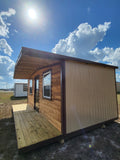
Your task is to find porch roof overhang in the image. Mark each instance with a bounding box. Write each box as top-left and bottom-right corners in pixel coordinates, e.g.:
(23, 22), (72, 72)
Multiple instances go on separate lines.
(14, 47), (118, 79)
(14, 47), (62, 79)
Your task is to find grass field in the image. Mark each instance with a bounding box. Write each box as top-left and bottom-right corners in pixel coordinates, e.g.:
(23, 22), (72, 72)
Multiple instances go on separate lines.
(0, 91), (27, 104)
(0, 91), (13, 104)
(117, 94), (120, 104)
(0, 91), (120, 160)
(0, 91), (27, 119)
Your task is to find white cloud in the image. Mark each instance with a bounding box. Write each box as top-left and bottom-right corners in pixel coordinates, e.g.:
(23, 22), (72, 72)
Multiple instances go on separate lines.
(116, 73), (120, 82)
(52, 22), (120, 81)
(0, 76), (3, 80)
(52, 22), (111, 60)
(14, 29), (18, 33)
(103, 48), (120, 66)
(0, 39), (13, 56)
(90, 47), (120, 66)
(0, 8), (16, 89)
(0, 8), (16, 37)
(0, 8), (16, 17)
(0, 55), (28, 88)
(8, 71), (14, 78)
(0, 9), (15, 56)
(0, 55), (15, 79)
(0, 55), (15, 64)
(0, 16), (9, 37)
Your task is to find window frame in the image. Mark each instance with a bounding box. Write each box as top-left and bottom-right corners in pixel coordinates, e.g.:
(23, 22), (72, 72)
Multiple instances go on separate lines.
(43, 70), (52, 100)
(23, 84), (28, 92)
(29, 79), (33, 94)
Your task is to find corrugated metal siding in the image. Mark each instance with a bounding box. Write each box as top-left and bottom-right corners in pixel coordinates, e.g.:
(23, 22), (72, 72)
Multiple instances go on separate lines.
(14, 84), (27, 97)
(65, 61), (118, 134)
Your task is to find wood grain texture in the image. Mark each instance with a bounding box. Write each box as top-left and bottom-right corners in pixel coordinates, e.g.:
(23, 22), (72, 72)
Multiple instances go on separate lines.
(65, 61), (118, 134)
(12, 104), (61, 150)
(27, 63), (62, 131)
(14, 53), (60, 79)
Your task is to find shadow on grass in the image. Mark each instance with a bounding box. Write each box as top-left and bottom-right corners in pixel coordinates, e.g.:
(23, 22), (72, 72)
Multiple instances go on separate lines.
(10, 96), (27, 101)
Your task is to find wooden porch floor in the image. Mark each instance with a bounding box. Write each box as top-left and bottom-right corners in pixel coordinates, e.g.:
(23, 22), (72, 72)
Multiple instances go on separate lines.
(12, 104), (61, 151)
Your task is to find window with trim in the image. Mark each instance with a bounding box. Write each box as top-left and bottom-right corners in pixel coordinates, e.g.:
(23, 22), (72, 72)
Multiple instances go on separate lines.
(29, 80), (32, 94)
(43, 71), (51, 99)
(23, 84), (28, 92)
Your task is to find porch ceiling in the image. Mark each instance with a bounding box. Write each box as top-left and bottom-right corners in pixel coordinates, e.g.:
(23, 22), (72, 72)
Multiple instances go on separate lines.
(14, 47), (61, 79)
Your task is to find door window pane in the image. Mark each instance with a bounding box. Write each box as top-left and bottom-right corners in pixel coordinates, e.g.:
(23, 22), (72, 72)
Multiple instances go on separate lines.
(36, 79), (39, 103)
(29, 80), (32, 93)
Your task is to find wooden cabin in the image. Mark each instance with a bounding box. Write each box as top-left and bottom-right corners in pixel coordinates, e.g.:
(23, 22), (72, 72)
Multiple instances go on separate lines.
(13, 47), (118, 151)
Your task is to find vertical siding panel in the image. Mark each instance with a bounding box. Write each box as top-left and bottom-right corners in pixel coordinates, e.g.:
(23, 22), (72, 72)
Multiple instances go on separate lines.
(66, 61), (118, 134)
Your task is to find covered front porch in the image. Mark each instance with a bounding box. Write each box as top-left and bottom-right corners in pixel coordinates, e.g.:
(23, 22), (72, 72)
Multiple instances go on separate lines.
(12, 104), (62, 152)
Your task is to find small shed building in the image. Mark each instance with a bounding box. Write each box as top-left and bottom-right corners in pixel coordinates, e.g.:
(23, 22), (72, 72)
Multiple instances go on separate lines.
(14, 83), (28, 97)
(13, 47), (118, 149)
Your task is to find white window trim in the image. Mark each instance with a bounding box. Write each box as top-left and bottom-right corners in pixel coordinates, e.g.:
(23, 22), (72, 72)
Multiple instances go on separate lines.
(43, 70), (51, 99)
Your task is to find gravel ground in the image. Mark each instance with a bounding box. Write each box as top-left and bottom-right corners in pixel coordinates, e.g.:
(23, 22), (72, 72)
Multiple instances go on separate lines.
(0, 92), (120, 160)
(0, 107), (120, 160)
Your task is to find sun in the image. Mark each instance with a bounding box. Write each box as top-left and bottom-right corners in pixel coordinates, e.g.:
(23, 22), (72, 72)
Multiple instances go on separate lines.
(28, 9), (37, 20)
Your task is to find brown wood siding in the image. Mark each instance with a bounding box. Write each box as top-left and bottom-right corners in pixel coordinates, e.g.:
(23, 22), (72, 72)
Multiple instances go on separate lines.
(65, 61), (118, 134)
(27, 64), (61, 132)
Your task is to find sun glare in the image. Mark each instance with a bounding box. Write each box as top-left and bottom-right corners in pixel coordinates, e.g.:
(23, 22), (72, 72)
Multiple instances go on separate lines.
(28, 9), (37, 20)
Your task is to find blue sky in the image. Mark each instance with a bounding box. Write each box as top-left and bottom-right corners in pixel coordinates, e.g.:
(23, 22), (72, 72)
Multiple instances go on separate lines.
(0, 0), (120, 88)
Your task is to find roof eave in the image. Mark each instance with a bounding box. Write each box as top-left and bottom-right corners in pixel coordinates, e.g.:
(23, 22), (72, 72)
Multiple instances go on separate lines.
(13, 47), (118, 79)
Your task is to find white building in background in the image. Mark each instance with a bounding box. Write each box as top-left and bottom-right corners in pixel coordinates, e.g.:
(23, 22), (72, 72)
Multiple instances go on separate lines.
(14, 83), (28, 97)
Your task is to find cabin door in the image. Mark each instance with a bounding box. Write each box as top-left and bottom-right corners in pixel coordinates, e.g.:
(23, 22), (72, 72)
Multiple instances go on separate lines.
(34, 76), (39, 112)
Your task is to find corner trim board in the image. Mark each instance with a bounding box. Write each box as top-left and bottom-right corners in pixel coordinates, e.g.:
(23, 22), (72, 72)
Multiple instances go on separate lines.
(61, 61), (66, 135)
(114, 69), (119, 118)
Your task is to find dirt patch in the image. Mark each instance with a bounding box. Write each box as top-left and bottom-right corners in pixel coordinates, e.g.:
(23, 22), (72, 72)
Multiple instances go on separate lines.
(0, 91), (27, 105)
(0, 104), (12, 119)
(0, 91), (27, 120)
(0, 103), (27, 120)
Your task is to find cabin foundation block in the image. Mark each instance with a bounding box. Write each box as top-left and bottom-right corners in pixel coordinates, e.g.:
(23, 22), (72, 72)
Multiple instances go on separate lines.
(59, 139), (64, 144)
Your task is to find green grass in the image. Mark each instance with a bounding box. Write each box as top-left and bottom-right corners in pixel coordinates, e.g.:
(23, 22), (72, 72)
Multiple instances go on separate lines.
(0, 91), (27, 104)
(0, 91), (120, 106)
(117, 94), (120, 105)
